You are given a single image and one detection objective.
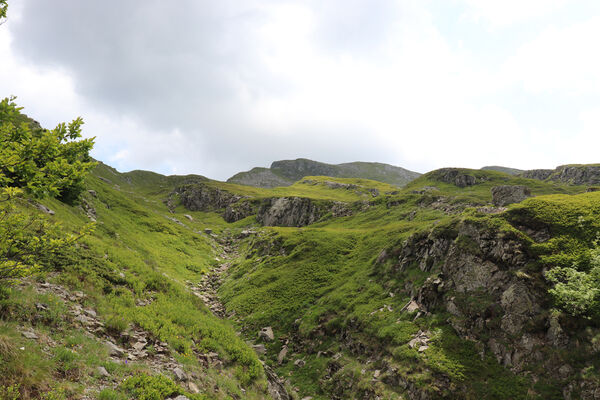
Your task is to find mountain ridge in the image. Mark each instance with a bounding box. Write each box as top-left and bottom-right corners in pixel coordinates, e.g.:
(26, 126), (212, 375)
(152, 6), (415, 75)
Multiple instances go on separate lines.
(227, 158), (421, 188)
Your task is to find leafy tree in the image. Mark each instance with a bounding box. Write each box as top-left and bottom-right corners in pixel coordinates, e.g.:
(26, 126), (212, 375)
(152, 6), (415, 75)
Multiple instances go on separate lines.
(0, 96), (95, 202)
(0, 0), (7, 24)
(0, 97), (95, 290)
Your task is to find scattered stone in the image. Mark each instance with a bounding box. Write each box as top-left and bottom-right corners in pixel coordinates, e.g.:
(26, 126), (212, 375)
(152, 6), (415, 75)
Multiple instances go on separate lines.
(373, 369), (381, 379)
(294, 359), (305, 368)
(35, 303), (48, 311)
(183, 214), (194, 221)
(36, 203), (55, 215)
(252, 344), (267, 355)
(171, 396), (189, 400)
(188, 382), (200, 394)
(22, 331), (38, 340)
(402, 300), (420, 313)
(88, 189), (97, 197)
(278, 345), (288, 365)
(84, 308), (97, 318)
(204, 228), (213, 234)
(259, 326), (275, 341)
(97, 366), (110, 378)
(133, 341), (147, 351)
(107, 342), (125, 357)
(173, 367), (188, 382)
(418, 345), (429, 352)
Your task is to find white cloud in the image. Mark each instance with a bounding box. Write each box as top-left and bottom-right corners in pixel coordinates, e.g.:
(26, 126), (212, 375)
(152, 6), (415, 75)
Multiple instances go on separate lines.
(2, 1), (600, 180)
(459, 0), (569, 28)
(501, 16), (600, 94)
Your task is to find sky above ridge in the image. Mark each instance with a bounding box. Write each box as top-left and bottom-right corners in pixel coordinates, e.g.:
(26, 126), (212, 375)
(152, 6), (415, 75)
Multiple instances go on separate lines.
(1, 0), (600, 180)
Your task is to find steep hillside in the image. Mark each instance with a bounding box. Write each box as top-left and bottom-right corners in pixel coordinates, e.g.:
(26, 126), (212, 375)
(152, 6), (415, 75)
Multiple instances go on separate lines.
(5, 107), (600, 399)
(0, 161), (275, 399)
(227, 158), (421, 188)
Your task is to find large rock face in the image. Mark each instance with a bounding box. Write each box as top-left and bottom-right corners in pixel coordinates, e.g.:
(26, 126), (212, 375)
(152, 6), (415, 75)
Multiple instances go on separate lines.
(387, 221), (572, 382)
(521, 164), (600, 185)
(520, 169), (554, 181)
(428, 168), (484, 187)
(228, 158), (421, 188)
(257, 197), (323, 227)
(549, 165), (600, 185)
(491, 185), (532, 206)
(174, 184), (241, 211)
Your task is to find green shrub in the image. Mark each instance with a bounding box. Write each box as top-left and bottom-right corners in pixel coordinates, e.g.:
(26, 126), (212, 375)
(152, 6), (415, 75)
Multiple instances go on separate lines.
(119, 374), (182, 400)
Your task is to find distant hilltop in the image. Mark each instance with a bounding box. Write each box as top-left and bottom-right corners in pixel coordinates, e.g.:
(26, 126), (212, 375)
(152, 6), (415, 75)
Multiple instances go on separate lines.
(227, 158), (422, 188)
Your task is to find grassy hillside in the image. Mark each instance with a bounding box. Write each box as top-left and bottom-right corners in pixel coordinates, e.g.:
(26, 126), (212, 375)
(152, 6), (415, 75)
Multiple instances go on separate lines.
(5, 137), (600, 399)
(0, 162), (270, 399)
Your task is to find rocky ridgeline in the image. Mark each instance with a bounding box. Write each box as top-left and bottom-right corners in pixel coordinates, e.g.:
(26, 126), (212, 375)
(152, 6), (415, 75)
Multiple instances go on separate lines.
(520, 165), (600, 185)
(228, 158), (421, 188)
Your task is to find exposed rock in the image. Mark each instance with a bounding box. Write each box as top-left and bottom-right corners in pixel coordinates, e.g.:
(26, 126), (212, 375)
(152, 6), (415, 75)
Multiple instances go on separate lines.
(491, 185), (532, 206)
(175, 183), (242, 211)
(173, 367), (188, 381)
(223, 200), (256, 223)
(278, 345), (288, 365)
(22, 331), (38, 340)
(171, 396), (189, 400)
(549, 165), (600, 185)
(107, 341), (125, 357)
(252, 344), (267, 355)
(521, 169), (554, 181)
(96, 366), (110, 378)
(35, 203), (55, 215)
(429, 168), (484, 187)
(259, 326), (275, 341)
(257, 197), (323, 227)
(188, 382), (200, 394)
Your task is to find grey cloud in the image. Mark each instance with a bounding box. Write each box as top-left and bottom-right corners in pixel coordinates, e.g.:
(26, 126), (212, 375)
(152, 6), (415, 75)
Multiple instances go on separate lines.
(9, 0), (406, 179)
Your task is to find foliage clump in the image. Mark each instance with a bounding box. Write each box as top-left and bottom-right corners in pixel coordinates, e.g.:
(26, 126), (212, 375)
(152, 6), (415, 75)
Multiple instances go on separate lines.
(0, 97), (94, 289)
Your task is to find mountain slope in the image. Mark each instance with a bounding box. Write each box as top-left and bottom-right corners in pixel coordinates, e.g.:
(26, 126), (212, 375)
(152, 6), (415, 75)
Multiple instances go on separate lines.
(227, 158), (421, 188)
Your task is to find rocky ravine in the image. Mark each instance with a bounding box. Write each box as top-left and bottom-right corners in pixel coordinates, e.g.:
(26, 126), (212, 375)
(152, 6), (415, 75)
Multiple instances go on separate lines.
(189, 233), (291, 400)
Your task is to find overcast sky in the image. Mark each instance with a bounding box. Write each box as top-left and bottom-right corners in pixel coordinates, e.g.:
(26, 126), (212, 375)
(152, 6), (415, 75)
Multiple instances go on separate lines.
(1, 1), (600, 180)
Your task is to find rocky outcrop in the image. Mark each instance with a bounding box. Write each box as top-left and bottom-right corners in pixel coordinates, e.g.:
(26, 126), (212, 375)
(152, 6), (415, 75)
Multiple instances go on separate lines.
(257, 197), (324, 227)
(174, 184), (242, 211)
(521, 165), (600, 185)
(549, 165), (600, 185)
(428, 168), (486, 188)
(386, 221), (578, 383)
(223, 200), (256, 223)
(491, 185), (532, 206)
(520, 169), (554, 181)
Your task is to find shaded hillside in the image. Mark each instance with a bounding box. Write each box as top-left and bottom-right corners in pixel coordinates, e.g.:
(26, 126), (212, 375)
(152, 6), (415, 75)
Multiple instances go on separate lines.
(227, 158), (421, 188)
